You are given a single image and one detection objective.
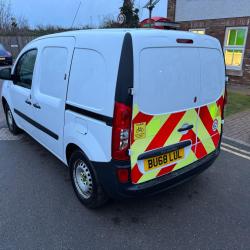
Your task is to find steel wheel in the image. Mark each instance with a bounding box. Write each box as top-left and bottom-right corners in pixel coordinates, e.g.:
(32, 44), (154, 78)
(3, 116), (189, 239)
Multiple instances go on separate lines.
(69, 150), (109, 208)
(73, 160), (93, 199)
(7, 109), (14, 130)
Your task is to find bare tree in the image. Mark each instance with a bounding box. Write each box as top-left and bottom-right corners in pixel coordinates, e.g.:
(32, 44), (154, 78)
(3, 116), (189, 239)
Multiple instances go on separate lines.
(100, 15), (120, 28)
(0, 0), (12, 30)
(17, 15), (29, 30)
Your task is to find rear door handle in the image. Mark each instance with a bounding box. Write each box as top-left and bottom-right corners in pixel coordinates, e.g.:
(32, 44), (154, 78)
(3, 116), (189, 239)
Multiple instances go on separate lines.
(25, 99), (32, 105)
(33, 103), (41, 109)
(178, 124), (194, 132)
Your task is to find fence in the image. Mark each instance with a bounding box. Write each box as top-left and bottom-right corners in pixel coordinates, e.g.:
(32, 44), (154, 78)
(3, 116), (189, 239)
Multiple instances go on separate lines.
(0, 35), (37, 58)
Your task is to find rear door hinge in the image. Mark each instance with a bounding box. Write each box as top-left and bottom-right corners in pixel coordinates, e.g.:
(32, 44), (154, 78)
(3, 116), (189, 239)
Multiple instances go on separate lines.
(128, 88), (135, 96)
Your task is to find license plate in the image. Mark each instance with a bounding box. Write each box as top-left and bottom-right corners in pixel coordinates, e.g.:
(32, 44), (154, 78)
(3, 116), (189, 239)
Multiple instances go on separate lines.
(144, 148), (185, 172)
(0, 57), (5, 61)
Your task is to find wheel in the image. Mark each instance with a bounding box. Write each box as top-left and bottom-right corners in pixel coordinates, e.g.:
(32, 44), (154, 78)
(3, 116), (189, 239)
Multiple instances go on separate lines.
(69, 150), (109, 209)
(4, 103), (21, 135)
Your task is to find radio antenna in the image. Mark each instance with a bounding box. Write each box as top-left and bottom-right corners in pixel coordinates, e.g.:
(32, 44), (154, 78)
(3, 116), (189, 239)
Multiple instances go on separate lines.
(71, 1), (82, 29)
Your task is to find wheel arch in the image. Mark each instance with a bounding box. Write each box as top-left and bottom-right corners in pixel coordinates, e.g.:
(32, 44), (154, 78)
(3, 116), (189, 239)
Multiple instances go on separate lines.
(66, 143), (81, 166)
(1, 96), (7, 111)
(65, 143), (91, 167)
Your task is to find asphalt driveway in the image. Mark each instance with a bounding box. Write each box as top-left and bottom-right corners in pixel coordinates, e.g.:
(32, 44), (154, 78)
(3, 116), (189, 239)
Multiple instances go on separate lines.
(0, 79), (250, 250)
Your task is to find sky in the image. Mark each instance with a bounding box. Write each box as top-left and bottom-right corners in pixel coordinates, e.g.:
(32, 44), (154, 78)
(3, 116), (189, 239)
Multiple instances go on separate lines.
(11, 0), (168, 28)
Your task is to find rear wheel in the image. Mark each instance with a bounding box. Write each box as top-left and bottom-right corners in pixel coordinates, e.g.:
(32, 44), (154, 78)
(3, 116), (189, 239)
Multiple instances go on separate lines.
(69, 150), (109, 209)
(4, 104), (20, 135)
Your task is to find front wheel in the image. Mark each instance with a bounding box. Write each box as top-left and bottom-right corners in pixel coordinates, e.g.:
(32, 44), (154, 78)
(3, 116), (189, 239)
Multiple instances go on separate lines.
(5, 104), (21, 135)
(69, 150), (109, 209)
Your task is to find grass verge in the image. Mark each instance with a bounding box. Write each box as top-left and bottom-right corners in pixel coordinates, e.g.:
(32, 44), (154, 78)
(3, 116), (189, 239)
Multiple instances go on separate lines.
(225, 91), (250, 117)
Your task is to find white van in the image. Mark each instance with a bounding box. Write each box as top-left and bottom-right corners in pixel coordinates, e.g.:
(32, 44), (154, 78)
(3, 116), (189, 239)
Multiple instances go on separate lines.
(0, 29), (226, 208)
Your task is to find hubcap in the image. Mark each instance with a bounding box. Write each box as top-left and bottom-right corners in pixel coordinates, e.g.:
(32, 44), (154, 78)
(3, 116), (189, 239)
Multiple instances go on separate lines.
(7, 109), (13, 129)
(73, 160), (93, 199)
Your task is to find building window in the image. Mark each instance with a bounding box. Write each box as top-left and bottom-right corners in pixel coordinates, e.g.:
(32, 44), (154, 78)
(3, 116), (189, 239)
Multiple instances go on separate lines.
(224, 27), (248, 70)
(189, 29), (206, 35)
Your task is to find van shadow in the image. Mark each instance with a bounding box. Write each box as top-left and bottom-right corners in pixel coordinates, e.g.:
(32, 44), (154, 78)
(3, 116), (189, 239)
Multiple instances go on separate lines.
(97, 176), (207, 227)
(19, 132), (210, 227)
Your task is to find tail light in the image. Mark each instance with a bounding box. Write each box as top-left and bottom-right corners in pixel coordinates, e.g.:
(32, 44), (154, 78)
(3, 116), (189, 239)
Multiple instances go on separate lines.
(112, 102), (132, 161)
(176, 38), (193, 44)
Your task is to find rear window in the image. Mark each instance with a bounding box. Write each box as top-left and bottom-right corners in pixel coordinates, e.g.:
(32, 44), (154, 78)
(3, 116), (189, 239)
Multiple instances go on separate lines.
(138, 47), (201, 114)
(199, 48), (225, 105)
(137, 47), (224, 115)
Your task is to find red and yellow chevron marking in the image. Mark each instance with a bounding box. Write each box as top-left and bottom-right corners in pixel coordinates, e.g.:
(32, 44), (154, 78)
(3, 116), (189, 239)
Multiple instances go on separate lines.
(130, 93), (225, 184)
(196, 94), (225, 157)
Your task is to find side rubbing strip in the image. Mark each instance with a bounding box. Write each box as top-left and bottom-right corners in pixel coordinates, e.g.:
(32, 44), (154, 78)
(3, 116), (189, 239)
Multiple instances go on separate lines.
(14, 109), (59, 140)
(65, 104), (113, 126)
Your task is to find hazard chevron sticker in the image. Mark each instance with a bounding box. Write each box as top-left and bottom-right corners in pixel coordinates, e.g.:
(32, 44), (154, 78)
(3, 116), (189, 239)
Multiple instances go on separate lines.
(130, 93), (225, 184)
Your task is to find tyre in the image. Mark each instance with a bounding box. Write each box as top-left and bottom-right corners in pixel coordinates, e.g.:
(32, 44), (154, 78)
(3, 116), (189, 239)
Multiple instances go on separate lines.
(4, 103), (21, 135)
(69, 150), (109, 209)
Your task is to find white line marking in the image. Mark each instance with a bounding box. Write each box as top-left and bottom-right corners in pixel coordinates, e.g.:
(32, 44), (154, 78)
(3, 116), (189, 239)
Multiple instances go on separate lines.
(221, 142), (250, 155)
(223, 135), (250, 147)
(221, 147), (250, 161)
(0, 128), (23, 141)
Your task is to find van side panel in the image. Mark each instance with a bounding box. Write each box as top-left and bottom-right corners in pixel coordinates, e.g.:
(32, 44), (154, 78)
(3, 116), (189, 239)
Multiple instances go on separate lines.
(64, 111), (112, 162)
(64, 48), (112, 163)
(64, 34), (125, 163)
(67, 49), (107, 112)
(31, 37), (75, 159)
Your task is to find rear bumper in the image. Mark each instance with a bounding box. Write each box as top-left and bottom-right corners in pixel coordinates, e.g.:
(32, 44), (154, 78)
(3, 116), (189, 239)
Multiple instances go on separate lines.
(92, 148), (220, 199)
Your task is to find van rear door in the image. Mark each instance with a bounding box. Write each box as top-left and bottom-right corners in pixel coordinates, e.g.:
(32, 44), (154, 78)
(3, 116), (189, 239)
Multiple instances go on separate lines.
(130, 47), (202, 184)
(196, 48), (225, 159)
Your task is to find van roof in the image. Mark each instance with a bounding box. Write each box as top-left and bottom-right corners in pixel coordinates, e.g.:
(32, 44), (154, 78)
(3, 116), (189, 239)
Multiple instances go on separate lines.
(33, 28), (220, 47)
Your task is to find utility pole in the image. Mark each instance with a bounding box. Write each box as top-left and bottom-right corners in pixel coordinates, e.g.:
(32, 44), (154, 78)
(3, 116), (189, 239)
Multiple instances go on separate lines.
(143, 0), (160, 28)
(149, 0), (153, 24)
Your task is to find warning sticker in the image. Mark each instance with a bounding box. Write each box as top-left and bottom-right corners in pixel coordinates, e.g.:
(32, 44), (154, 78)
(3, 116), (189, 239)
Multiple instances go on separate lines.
(134, 122), (146, 140)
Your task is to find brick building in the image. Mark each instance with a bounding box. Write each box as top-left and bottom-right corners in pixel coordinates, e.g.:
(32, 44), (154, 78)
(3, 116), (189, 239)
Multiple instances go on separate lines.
(167, 0), (250, 86)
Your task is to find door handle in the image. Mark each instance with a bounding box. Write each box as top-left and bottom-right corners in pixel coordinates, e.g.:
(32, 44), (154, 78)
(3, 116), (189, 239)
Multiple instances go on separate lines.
(33, 103), (41, 109)
(25, 99), (32, 105)
(178, 124), (194, 133)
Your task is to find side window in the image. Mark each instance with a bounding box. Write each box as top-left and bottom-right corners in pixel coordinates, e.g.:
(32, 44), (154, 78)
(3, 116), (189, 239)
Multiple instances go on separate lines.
(14, 49), (38, 89)
(15, 49), (37, 89)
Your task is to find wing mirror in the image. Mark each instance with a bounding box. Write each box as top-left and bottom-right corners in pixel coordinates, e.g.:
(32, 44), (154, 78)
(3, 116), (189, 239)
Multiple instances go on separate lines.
(0, 67), (12, 80)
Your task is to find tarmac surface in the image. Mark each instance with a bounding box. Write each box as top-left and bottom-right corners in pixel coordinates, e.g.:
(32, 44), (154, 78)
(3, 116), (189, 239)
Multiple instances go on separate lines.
(0, 80), (250, 250)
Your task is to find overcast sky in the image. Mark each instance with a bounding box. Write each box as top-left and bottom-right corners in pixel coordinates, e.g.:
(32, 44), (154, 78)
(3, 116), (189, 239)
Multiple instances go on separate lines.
(11, 0), (168, 28)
